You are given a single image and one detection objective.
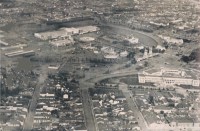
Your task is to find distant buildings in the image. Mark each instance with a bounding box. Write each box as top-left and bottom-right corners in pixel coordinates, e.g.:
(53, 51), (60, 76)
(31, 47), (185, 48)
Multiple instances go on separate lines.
(138, 68), (199, 87)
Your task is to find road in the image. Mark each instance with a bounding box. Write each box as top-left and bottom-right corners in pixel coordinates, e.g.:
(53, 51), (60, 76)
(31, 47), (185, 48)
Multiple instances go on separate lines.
(80, 69), (148, 131)
(79, 24), (162, 130)
(101, 23), (162, 47)
(23, 67), (47, 130)
(81, 89), (97, 131)
(79, 22), (162, 87)
(123, 91), (148, 131)
(80, 67), (138, 88)
(23, 83), (41, 130)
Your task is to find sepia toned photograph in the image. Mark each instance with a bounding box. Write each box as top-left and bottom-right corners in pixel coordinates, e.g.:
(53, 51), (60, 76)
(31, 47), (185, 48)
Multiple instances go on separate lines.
(0, 0), (200, 131)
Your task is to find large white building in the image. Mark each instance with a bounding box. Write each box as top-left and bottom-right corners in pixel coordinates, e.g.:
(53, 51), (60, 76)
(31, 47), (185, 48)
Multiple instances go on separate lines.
(34, 26), (99, 47)
(138, 68), (199, 87)
(34, 26), (99, 41)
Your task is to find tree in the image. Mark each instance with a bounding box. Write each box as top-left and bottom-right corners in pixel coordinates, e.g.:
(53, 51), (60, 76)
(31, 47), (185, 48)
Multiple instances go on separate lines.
(148, 95), (154, 106)
(181, 55), (190, 63)
(160, 111), (164, 114)
(127, 52), (135, 59)
(51, 109), (59, 118)
(144, 61), (149, 67)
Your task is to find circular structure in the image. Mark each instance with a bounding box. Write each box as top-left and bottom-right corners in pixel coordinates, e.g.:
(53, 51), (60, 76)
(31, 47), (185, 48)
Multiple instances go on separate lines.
(80, 37), (95, 42)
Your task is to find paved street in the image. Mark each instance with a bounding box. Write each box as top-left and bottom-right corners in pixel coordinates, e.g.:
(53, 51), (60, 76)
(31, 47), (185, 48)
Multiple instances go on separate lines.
(122, 91), (148, 131)
(23, 84), (41, 130)
(91, 70), (137, 83)
(23, 68), (47, 130)
(81, 89), (97, 131)
(80, 69), (148, 131)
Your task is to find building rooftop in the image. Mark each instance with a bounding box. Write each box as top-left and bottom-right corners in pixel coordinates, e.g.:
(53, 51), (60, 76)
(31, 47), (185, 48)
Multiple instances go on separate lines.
(174, 117), (194, 123)
(140, 68), (199, 79)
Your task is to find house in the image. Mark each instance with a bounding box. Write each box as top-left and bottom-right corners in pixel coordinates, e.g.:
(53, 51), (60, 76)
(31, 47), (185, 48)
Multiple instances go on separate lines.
(63, 94), (69, 99)
(6, 120), (21, 127)
(153, 105), (175, 114)
(40, 93), (55, 100)
(116, 96), (126, 102)
(73, 123), (87, 131)
(170, 117), (194, 128)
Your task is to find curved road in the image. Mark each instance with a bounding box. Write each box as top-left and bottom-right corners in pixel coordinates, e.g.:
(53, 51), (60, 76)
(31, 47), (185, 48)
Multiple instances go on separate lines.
(101, 23), (162, 47)
(80, 23), (162, 87)
(80, 23), (162, 131)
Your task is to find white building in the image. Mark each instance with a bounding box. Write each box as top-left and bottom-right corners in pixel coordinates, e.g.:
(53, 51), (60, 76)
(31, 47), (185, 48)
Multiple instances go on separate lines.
(48, 65), (60, 70)
(34, 26), (99, 47)
(125, 36), (139, 44)
(158, 35), (183, 45)
(34, 30), (68, 40)
(63, 94), (69, 99)
(156, 45), (166, 51)
(49, 36), (74, 47)
(120, 50), (128, 57)
(138, 68), (199, 87)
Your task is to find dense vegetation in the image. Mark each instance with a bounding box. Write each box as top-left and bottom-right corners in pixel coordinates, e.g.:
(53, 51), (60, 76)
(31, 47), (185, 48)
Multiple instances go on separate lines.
(181, 48), (200, 63)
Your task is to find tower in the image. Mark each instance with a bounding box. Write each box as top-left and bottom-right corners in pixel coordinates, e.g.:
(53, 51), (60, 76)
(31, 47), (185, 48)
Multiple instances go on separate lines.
(143, 48), (148, 58)
(149, 47), (153, 55)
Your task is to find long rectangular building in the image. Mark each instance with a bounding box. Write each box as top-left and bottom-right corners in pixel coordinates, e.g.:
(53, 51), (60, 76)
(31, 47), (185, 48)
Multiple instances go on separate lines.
(138, 68), (199, 87)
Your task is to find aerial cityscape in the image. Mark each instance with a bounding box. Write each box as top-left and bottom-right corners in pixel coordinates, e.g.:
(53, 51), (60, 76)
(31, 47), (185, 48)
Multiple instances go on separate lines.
(0, 0), (200, 131)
